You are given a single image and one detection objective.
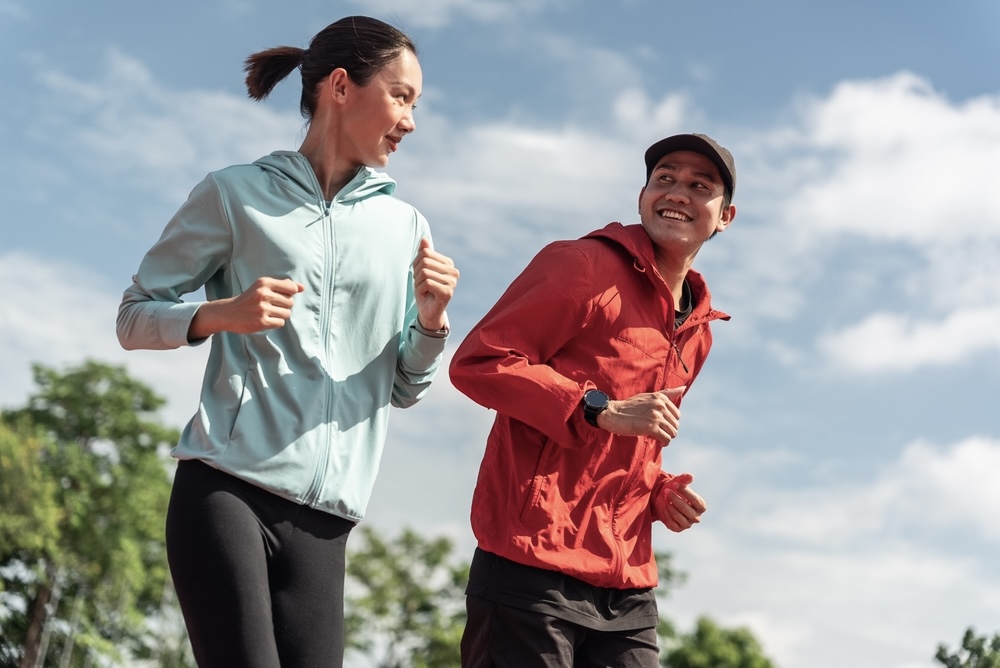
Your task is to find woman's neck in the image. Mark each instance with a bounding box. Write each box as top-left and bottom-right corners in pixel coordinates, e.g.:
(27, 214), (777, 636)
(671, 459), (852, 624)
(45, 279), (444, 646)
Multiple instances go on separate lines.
(298, 122), (360, 200)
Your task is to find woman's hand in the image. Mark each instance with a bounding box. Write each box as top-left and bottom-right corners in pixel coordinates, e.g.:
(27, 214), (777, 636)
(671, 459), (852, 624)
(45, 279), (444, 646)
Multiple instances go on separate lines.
(413, 238), (459, 332)
(188, 277), (305, 341)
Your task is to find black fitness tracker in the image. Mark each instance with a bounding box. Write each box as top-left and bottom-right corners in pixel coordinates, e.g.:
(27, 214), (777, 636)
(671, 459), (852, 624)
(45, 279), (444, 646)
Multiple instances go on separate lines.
(582, 389), (610, 427)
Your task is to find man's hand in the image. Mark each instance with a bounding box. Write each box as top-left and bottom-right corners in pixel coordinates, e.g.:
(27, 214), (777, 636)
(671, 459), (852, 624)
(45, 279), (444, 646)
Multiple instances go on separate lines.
(596, 386), (685, 445)
(652, 473), (706, 533)
(413, 238), (459, 331)
(189, 277), (305, 340)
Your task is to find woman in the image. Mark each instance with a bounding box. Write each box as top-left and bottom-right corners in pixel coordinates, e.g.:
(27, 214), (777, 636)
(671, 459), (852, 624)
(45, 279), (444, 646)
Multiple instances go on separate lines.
(116, 16), (458, 667)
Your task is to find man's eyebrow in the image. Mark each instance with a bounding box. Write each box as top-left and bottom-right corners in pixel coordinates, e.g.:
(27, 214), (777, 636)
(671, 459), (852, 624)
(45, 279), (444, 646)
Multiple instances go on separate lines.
(655, 162), (720, 184)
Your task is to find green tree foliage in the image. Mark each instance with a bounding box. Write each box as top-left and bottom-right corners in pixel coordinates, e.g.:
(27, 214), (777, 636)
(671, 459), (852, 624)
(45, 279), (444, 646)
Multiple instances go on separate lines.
(936, 627), (1000, 668)
(345, 526), (469, 668)
(0, 420), (62, 561)
(0, 361), (180, 667)
(0, 420), (63, 668)
(661, 616), (776, 668)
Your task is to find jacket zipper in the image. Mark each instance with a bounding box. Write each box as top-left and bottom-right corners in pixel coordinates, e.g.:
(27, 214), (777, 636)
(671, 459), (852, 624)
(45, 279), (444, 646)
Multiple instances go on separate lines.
(609, 255), (679, 581)
(304, 197), (335, 506)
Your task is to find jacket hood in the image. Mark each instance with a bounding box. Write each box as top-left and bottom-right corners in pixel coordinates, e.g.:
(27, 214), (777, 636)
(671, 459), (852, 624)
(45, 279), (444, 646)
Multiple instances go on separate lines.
(583, 222), (729, 325)
(583, 222), (657, 271)
(254, 151), (397, 203)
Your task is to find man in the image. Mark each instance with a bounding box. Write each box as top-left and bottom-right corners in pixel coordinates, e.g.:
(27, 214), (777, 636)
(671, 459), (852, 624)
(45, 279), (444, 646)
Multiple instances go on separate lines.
(449, 133), (737, 667)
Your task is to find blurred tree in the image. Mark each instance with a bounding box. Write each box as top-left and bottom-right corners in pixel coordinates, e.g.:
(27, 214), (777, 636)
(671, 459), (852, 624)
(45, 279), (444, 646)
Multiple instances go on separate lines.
(0, 419), (62, 667)
(936, 627), (1000, 668)
(0, 361), (182, 667)
(660, 615), (776, 668)
(344, 526), (468, 668)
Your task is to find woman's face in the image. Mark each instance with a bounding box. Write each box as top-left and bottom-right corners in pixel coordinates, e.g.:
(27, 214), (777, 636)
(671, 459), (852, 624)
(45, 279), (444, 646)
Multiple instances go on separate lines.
(341, 49), (422, 168)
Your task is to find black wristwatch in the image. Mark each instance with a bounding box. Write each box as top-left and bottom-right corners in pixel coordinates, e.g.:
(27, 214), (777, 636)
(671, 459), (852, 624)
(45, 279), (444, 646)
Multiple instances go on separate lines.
(582, 389), (610, 427)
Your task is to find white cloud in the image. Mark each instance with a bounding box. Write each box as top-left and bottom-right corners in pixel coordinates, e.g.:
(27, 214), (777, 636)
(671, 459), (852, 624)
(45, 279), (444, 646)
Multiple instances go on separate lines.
(724, 435), (1000, 546)
(893, 436), (1000, 538)
(613, 88), (692, 138)
(28, 49), (301, 205)
(819, 307), (1000, 372)
(782, 71), (1000, 244)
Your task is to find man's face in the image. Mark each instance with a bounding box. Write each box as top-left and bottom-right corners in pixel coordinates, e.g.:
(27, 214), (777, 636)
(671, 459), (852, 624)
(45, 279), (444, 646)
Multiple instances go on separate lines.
(638, 150), (735, 252)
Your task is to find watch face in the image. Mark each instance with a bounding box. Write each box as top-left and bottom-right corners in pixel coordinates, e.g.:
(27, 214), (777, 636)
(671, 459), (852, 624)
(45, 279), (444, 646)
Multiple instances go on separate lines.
(585, 390), (609, 409)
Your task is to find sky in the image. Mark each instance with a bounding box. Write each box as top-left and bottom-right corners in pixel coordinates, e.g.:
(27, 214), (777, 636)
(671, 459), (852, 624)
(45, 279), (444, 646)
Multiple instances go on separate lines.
(2, 1), (999, 666)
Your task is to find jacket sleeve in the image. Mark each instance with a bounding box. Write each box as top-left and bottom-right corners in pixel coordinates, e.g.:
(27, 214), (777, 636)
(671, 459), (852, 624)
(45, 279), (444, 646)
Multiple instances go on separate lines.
(649, 470), (676, 523)
(391, 217), (448, 408)
(116, 174), (233, 350)
(449, 241), (599, 445)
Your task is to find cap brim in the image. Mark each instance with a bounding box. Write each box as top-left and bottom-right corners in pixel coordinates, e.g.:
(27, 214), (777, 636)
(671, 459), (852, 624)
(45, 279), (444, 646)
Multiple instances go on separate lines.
(644, 134), (735, 196)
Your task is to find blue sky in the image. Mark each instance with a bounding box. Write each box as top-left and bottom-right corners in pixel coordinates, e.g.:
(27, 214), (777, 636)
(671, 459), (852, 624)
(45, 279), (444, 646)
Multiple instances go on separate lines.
(2, 1), (999, 666)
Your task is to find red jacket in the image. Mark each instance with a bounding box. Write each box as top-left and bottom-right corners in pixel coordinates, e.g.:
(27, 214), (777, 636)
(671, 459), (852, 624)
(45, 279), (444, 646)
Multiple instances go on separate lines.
(450, 223), (728, 589)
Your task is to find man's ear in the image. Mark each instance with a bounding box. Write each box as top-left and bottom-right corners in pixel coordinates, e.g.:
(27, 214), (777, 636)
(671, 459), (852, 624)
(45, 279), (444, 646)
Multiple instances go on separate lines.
(716, 204), (736, 234)
(637, 186), (646, 214)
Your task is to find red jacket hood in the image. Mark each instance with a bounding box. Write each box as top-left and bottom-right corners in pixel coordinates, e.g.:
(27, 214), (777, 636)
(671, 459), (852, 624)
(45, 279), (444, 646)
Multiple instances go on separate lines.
(582, 222), (730, 327)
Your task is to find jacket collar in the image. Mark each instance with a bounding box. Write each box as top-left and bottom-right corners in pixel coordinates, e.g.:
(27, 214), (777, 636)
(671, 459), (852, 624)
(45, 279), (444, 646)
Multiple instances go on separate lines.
(254, 151), (397, 204)
(583, 223), (730, 327)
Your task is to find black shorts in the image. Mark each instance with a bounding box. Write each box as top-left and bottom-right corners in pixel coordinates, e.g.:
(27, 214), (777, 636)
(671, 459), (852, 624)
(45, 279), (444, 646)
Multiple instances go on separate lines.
(462, 595), (660, 668)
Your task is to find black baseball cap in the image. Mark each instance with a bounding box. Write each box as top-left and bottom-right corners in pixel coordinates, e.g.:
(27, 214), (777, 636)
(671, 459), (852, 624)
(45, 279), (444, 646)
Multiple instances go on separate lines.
(644, 133), (736, 199)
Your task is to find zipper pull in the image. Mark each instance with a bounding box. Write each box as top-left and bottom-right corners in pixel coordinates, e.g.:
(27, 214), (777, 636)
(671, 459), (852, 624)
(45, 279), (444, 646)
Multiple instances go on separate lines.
(671, 339), (690, 374)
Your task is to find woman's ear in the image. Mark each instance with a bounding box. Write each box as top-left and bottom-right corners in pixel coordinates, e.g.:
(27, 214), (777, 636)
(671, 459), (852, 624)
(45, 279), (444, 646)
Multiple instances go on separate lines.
(324, 68), (351, 104)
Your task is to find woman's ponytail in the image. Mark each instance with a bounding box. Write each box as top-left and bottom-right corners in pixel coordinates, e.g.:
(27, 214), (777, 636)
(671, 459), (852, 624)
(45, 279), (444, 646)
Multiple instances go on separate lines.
(244, 46), (306, 101)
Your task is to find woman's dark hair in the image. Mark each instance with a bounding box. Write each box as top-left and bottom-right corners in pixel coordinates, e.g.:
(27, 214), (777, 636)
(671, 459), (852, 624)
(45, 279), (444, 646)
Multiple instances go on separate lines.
(243, 16), (417, 119)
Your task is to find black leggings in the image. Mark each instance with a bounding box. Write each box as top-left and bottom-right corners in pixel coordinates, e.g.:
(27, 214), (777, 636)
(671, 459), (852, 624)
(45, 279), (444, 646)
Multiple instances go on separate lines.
(165, 459), (355, 667)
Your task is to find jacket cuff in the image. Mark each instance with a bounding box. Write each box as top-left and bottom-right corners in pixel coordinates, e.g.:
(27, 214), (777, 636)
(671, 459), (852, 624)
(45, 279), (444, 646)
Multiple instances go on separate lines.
(405, 320), (448, 366)
(161, 302), (207, 348)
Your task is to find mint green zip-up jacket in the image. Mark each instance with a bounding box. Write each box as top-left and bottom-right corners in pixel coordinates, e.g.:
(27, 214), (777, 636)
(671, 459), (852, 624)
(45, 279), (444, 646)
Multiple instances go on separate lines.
(117, 151), (447, 521)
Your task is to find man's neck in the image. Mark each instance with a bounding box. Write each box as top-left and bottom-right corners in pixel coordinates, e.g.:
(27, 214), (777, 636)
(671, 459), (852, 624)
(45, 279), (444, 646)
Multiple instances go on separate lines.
(653, 250), (696, 311)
